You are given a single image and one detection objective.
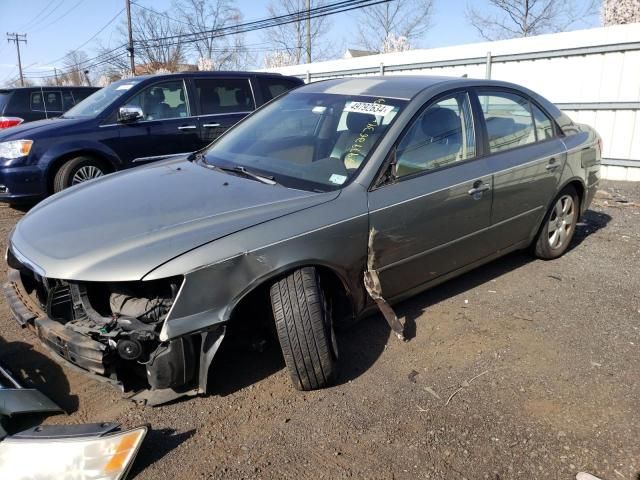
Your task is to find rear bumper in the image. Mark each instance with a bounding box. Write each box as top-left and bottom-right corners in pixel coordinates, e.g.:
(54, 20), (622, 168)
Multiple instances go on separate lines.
(3, 268), (107, 376)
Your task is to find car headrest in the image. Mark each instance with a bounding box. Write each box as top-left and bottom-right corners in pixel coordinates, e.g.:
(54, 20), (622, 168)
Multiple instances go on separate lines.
(235, 89), (249, 107)
(421, 107), (460, 142)
(150, 88), (165, 102)
(346, 112), (376, 133)
(200, 89), (220, 107)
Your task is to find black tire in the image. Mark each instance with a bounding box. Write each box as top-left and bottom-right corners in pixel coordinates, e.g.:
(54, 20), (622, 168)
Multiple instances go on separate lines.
(533, 185), (579, 260)
(53, 156), (106, 193)
(270, 267), (338, 391)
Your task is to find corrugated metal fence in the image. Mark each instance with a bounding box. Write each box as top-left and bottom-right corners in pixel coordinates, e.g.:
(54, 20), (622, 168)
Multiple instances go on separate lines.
(265, 24), (640, 181)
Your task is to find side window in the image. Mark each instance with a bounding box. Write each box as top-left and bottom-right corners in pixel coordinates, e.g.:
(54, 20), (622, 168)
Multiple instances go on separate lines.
(73, 89), (94, 103)
(30, 92), (44, 111)
(395, 92), (476, 178)
(477, 91), (535, 153)
(259, 78), (300, 102)
(62, 91), (75, 110)
(43, 91), (63, 112)
(195, 78), (255, 115)
(531, 103), (555, 141)
(123, 80), (188, 121)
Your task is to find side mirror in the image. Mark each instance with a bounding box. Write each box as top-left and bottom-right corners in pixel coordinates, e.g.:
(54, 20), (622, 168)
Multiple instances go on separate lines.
(118, 106), (143, 123)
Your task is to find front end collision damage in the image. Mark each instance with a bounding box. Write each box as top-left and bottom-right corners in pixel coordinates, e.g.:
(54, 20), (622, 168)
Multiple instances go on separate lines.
(4, 186), (371, 404)
(3, 259), (218, 405)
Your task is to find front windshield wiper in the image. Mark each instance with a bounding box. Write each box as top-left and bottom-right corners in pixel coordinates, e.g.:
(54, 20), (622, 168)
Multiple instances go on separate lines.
(204, 161), (278, 185)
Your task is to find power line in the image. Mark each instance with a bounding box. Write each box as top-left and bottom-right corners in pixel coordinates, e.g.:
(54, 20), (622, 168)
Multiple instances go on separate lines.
(22, 0), (392, 81)
(136, 0), (389, 48)
(36, 0), (88, 32)
(20, 0), (64, 31)
(43, 7), (125, 66)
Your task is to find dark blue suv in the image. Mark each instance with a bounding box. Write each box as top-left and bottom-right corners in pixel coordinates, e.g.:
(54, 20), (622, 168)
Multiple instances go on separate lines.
(0, 72), (302, 203)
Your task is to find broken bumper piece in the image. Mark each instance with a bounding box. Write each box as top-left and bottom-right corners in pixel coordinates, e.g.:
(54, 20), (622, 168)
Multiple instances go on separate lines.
(3, 266), (225, 405)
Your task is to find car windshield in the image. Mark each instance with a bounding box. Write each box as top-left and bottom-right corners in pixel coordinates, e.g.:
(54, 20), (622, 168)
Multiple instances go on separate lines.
(203, 92), (407, 191)
(62, 79), (143, 118)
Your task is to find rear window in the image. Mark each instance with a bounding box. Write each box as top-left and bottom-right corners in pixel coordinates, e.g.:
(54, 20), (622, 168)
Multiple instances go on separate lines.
(0, 91), (12, 114)
(259, 77), (301, 102)
(31, 90), (64, 112)
(73, 89), (95, 103)
(195, 78), (255, 115)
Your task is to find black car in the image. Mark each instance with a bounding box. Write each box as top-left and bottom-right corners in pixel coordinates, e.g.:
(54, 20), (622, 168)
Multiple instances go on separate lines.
(0, 86), (98, 129)
(0, 72), (303, 202)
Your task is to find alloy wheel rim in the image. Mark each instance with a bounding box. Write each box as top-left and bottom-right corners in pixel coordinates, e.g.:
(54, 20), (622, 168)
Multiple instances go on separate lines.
(548, 194), (575, 249)
(72, 165), (103, 185)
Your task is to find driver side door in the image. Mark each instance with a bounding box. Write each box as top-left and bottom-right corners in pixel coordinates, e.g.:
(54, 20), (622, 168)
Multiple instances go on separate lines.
(367, 91), (495, 299)
(114, 79), (201, 166)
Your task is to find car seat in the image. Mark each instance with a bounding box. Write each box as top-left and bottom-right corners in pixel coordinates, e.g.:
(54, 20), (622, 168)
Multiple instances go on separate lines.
(330, 112), (379, 169)
(397, 107), (462, 175)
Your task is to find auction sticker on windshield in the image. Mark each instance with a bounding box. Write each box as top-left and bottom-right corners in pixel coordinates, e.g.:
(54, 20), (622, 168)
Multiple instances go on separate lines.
(344, 101), (394, 116)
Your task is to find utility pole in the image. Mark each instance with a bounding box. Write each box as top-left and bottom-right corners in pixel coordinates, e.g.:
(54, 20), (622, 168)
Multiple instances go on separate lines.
(54, 67), (59, 86)
(306, 0), (311, 64)
(6, 33), (27, 87)
(125, 0), (135, 75)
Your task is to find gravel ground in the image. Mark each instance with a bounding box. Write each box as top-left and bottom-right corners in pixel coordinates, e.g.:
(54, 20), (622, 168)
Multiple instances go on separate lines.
(0, 180), (638, 480)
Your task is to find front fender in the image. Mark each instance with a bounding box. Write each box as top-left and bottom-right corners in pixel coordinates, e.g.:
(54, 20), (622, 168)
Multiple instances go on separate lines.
(151, 187), (370, 341)
(41, 139), (123, 174)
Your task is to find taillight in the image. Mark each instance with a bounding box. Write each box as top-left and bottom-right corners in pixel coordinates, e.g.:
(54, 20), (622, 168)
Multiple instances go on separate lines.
(0, 117), (24, 129)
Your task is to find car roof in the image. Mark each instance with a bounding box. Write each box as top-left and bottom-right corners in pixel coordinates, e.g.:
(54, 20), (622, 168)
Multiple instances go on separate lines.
(132, 71), (302, 82)
(294, 75), (531, 101)
(0, 86), (98, 92)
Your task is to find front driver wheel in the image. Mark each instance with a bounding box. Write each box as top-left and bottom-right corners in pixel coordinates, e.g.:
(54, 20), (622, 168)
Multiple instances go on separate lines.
(53, 156), (106, 193)
(270, 267), (338, 391)
(533, 185), (579, 260)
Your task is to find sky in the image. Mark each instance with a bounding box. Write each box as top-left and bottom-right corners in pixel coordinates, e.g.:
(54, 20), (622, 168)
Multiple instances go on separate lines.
(0, 0), (602, 86)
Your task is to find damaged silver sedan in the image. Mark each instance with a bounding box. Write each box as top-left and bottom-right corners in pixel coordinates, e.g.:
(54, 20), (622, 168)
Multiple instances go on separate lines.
(4, 76), (601, 403)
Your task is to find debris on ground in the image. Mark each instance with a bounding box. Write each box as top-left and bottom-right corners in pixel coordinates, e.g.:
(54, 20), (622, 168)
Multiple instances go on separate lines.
(576, 473), (603, 480)
(445, 370), (490, 406)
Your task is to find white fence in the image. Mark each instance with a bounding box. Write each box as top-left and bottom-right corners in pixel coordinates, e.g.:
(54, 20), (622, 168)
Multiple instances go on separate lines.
(265, 24), (640, 181)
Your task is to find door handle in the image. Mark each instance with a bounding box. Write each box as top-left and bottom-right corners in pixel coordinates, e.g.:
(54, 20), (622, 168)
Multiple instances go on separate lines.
(178, 125), (197, 130)
(468, 181), (490, 196)
(545, 158), (559, 171)
(202, 123), (221, 128)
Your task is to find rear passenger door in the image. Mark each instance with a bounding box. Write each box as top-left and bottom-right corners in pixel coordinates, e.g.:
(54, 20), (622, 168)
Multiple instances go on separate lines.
(368, 91), (495, 299)
(474, 89), (566, 250)
(193, 77), (255, 148)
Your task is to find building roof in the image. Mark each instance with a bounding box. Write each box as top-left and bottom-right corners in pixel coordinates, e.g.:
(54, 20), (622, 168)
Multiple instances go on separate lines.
(344, 48), (379, 58)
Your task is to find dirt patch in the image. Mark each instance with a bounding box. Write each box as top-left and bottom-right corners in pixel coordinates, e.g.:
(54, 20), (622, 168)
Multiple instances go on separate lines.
(0, 180), (638, 479)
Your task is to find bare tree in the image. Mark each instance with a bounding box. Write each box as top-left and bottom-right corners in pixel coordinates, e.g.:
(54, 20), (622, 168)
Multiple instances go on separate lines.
(96, 8), (187, 78)
(466, 0), (599, 41)
(263, 0), (334, 65)
(173, 0), (252, 69)
(131, 9), (187, 73)
(61, 50), (90, 86)
(355, 0), (433, 52)
(602, 0), (640, 25)
(264, 50), (297, 68)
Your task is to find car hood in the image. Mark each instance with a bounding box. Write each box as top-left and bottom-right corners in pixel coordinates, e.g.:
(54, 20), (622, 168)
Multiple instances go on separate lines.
(11, 158), (338, 282)
(0, 117), (87, 140)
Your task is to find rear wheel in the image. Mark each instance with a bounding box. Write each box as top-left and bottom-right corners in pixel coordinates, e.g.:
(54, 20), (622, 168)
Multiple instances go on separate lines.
(270, 267), (338, 391)
(53, 156), (106, 193)
(533, 186), (579, 259)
